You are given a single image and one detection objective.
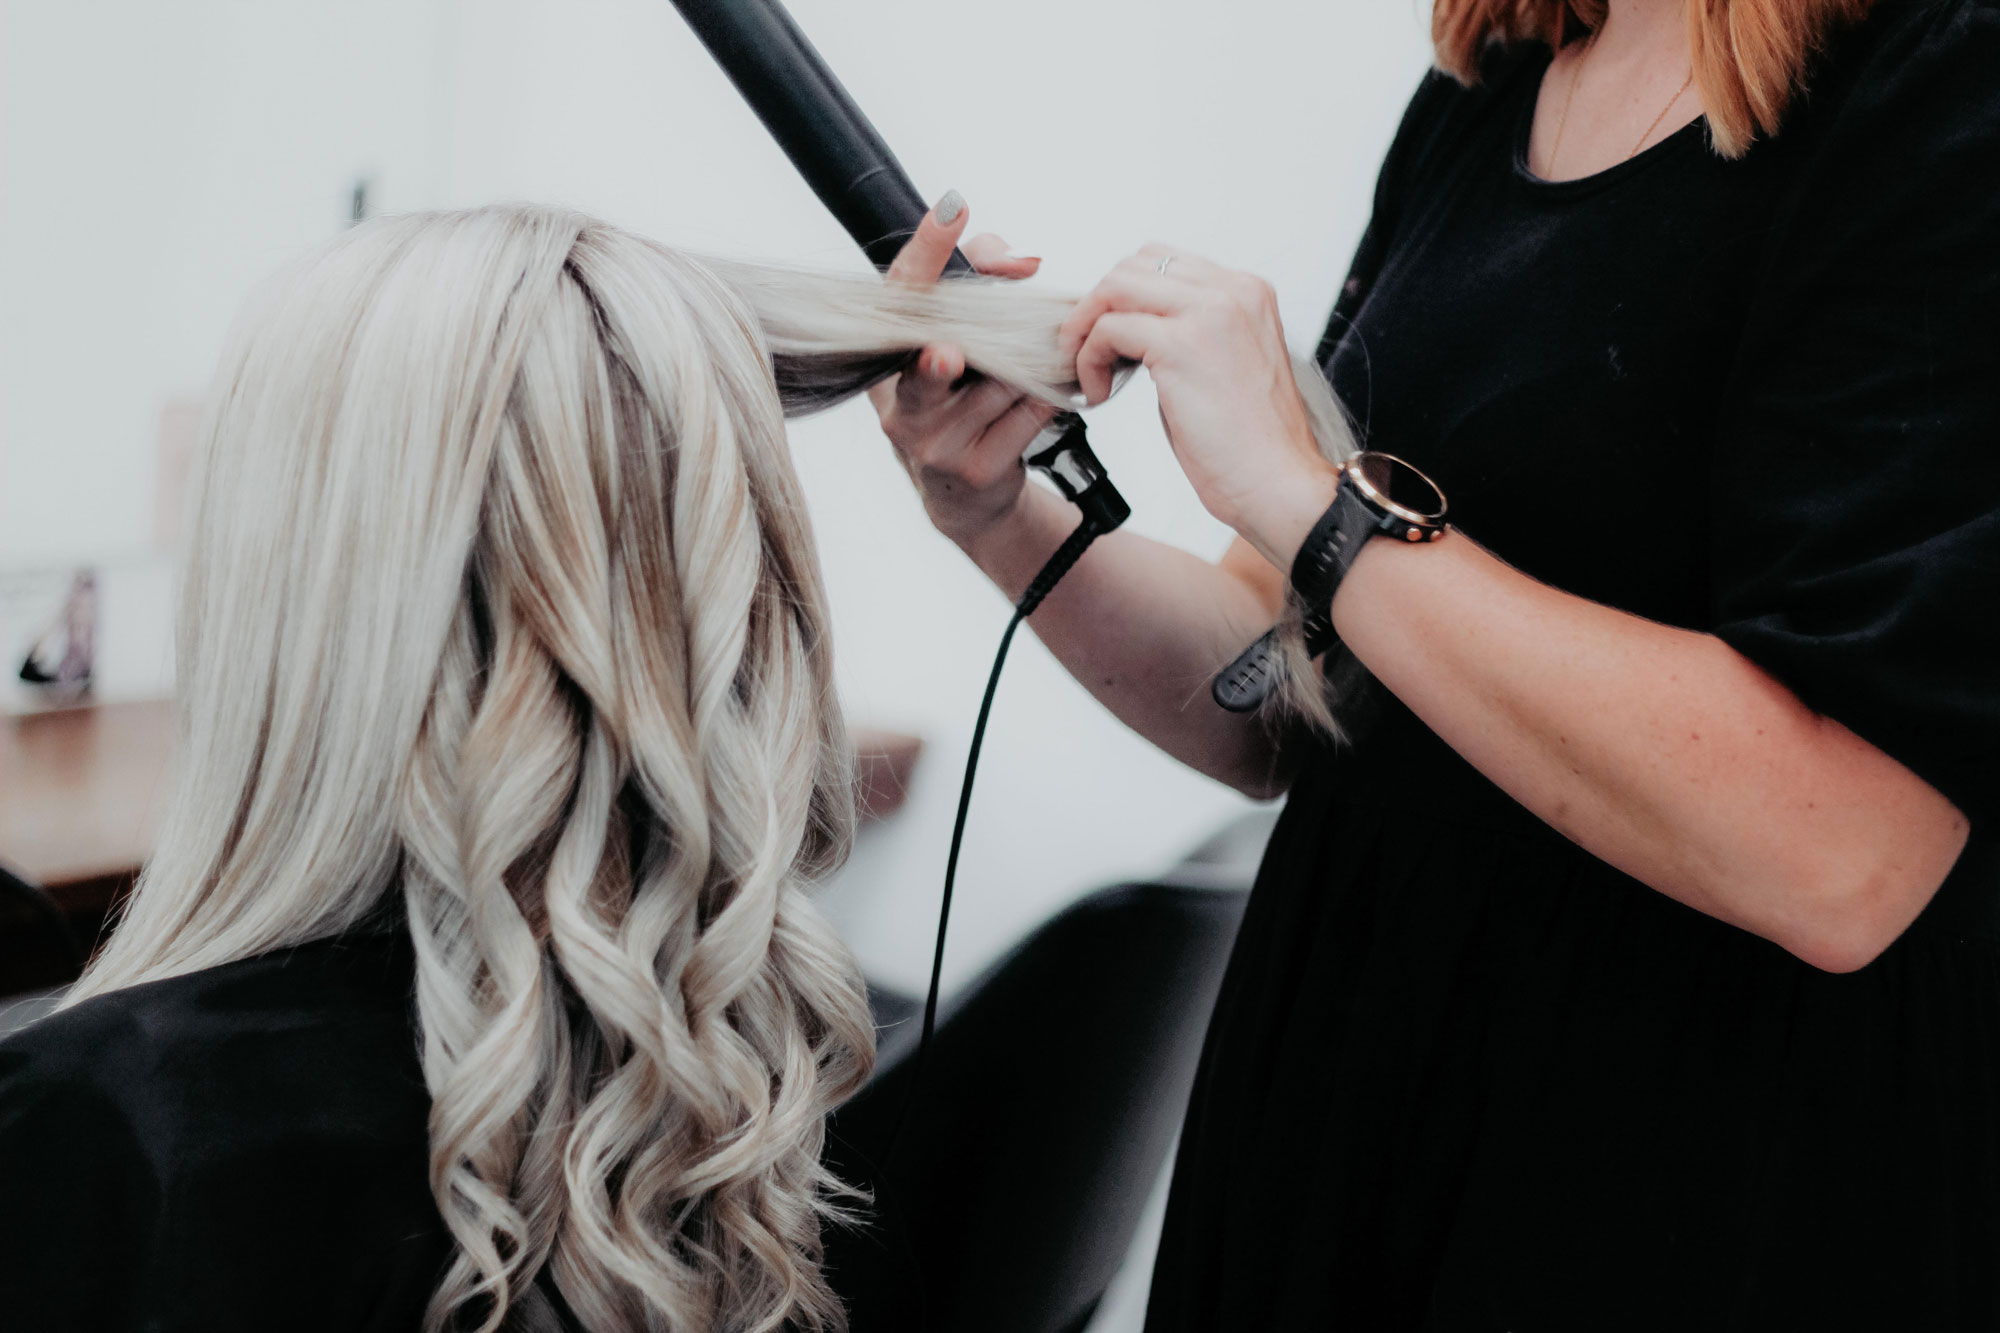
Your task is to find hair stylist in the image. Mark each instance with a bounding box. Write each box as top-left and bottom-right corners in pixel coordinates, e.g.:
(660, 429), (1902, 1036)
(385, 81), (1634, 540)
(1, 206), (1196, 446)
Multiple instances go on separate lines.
(874, 0), (2000, 1325)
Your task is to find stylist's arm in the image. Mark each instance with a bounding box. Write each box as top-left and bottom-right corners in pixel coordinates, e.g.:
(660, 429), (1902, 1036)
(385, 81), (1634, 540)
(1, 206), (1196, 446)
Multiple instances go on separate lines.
(871, 197), (1303, 797)
(1059, 244), (1970, 973)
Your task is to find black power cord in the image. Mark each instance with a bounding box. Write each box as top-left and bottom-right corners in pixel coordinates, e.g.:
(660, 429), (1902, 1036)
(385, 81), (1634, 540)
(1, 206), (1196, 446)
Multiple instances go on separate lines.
(917, 516), (1103, 1054)
(884, 459), (1121, 1166)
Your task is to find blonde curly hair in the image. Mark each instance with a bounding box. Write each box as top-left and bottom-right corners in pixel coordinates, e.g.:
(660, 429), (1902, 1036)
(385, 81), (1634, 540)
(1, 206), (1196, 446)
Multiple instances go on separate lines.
(65, 204), (1076, 1332)
(70, 204), (1358, 1330)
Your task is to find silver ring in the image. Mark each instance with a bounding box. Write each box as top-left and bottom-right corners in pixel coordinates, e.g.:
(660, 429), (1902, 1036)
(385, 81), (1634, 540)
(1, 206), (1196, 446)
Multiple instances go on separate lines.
(1155, 254), (1174, 277)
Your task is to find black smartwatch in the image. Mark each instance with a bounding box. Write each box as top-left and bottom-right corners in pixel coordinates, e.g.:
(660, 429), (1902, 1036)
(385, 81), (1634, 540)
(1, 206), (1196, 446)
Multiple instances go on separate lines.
(1211, 452), (1449, 714)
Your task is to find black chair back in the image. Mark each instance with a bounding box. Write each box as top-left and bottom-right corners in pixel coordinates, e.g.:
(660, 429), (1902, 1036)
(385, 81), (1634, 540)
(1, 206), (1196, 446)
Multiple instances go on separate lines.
(0, 864), (83, 999)
(826, 879), (1249, 1333)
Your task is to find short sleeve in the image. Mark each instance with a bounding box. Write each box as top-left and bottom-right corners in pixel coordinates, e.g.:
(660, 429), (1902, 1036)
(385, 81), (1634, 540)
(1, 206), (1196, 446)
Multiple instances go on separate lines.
(1709, 0), (2000, 822)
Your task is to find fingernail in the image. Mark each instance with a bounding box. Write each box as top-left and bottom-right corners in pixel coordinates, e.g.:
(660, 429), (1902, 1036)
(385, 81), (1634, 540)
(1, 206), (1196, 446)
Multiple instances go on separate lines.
(1007, 252), (1043, 263)
(933, 190), (965, 225)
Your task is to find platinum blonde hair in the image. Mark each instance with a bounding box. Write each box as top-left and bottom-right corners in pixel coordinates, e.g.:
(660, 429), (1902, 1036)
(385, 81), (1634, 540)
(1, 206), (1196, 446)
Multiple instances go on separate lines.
(69, 203), (1353, 1332)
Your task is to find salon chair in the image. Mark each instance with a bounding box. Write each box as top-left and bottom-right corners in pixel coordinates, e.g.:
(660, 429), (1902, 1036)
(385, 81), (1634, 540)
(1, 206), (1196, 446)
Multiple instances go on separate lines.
(0, 864), (82, 1035)
(0, 865), (81, 993)
(828, 809), (1273, 1333)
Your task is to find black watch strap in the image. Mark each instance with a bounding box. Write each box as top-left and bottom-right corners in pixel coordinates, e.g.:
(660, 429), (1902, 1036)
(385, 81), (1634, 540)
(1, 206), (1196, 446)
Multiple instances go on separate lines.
(1210, 611), (1342, 714)
(1210, 453), (1448, 714)
(1211, 626), (1284, 713)
(1211, 484), (1365, 713)
(1290, 480), (1387, 610)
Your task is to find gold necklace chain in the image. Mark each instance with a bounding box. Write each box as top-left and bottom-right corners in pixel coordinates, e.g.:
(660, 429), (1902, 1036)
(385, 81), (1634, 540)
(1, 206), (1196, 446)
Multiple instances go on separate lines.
(1545, 35), (1591, 174)
(1629, 67), (1697, 157)
(1545, 33), (1696, 178)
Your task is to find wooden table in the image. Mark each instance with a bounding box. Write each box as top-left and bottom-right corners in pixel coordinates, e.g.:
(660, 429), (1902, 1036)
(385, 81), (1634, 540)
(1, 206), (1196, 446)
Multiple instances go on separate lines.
(0, 699), (175, 988)
(1, 699), (176, 891)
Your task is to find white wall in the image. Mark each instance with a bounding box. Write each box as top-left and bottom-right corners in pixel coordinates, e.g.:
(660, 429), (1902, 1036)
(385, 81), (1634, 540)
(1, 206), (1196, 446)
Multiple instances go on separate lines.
(0, 0), (451, 564)
(0, 0), (1433, 985)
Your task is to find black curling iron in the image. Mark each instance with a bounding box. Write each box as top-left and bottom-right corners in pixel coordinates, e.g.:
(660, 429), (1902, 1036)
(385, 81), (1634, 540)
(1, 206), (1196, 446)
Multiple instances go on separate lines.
(667, 0), (1129, 537)
(667, 0), (1130, 1137)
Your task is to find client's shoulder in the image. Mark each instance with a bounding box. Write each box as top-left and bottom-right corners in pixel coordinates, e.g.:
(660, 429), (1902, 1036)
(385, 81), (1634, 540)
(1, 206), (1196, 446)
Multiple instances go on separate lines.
(0, 928), (430, 1159)
(0, 931), (449, 1329)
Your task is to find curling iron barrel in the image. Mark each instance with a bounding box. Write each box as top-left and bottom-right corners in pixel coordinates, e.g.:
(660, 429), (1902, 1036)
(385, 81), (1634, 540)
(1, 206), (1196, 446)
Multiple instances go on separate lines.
(668, 0), (974, 274)
(667, 0), (1128, 537)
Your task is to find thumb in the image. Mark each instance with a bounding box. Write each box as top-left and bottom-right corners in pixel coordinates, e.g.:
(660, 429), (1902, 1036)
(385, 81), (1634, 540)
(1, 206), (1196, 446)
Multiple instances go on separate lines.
(885, 190), (968, 285)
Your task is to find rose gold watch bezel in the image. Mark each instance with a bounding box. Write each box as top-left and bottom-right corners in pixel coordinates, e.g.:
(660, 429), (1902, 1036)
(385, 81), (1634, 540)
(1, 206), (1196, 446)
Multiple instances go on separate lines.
(1342, 451), (1450, 528)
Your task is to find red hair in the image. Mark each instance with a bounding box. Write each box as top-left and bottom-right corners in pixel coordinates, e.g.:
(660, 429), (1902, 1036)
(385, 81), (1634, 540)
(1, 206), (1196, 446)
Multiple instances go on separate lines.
(1432, 0), (1876, 156)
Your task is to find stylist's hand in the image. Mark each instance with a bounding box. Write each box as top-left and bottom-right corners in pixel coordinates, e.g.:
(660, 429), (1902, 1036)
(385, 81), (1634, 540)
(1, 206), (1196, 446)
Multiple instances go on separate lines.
(871, 193), (1057, 550)
(1058, 245), (1339, 569)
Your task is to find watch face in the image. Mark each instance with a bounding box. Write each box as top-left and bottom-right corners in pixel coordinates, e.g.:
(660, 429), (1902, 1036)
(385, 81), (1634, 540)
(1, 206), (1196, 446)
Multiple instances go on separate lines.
(1349, 453), (1447, 524)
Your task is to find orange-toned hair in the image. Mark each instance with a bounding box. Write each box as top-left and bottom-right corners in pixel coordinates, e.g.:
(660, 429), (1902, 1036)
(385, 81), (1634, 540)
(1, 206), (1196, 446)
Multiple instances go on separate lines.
(1432, 0), (1876, 156)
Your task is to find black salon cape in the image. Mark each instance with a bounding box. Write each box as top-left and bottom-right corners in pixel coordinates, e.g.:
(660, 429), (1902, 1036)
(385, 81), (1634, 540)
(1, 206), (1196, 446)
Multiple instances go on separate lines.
(1147, 2), (2000, 1330)
(0, 931), (451, 1332)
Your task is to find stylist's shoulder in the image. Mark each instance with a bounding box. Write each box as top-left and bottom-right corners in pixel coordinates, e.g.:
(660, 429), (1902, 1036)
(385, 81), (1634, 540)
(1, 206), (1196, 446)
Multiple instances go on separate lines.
(1803, 0), (2000, 200)
(1753, 0), (2000, 306)
(1375, 38), (1543, 219)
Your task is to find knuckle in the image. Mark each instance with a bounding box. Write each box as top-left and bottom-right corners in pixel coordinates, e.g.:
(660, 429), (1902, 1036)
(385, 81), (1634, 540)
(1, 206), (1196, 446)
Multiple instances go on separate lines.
(1235, 273), (1274, 307)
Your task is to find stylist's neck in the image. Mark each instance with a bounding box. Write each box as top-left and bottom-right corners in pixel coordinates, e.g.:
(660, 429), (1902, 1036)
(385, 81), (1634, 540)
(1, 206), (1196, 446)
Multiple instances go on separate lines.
(1593, 0), (1690, 56)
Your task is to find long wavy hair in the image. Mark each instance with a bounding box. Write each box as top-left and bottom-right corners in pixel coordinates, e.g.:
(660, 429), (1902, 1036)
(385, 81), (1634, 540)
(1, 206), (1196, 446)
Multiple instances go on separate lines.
(67, 204), (1357, 1329)
(1432, 0), (1877, 156)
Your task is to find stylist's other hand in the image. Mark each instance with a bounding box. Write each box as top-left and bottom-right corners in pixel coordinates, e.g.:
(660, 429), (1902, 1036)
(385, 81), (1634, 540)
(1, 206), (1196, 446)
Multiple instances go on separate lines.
(1058, 245), (1339, 569)
(871, 193), (1058, 550)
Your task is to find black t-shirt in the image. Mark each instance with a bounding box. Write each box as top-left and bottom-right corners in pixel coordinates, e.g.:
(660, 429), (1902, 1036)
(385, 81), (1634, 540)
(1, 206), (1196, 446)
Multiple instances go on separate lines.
(1151, 0), (2000, 1328)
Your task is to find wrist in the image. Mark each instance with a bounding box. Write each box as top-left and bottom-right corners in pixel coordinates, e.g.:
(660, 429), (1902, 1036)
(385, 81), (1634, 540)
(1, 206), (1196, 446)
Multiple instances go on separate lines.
(1208, 449), (1451, 714)
(1232, 459), (1342, 574)
(959, 482), (1074, 600)
(941, 482), (1032, 559)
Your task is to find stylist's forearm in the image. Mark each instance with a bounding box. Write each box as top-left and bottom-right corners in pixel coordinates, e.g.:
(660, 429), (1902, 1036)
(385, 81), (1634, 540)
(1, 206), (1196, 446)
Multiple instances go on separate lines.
(962, 483), (1294, 796)
(1325, 533), (1968, 970)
